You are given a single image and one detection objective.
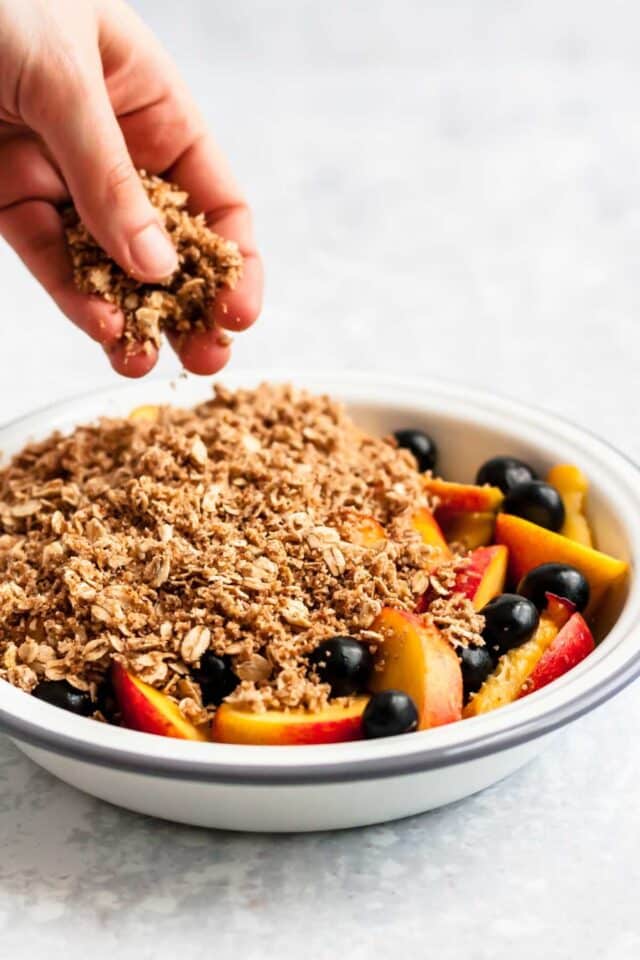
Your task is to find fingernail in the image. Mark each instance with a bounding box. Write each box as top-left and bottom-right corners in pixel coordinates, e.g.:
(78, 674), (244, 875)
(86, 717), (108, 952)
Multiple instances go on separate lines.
(130, 222), (178, 279)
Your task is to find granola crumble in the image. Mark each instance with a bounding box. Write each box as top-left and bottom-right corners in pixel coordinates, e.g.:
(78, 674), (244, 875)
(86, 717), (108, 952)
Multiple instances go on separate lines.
(63, 171), (243, 352)
(0, 383), (481, 721)
(428, 593), (484, 649)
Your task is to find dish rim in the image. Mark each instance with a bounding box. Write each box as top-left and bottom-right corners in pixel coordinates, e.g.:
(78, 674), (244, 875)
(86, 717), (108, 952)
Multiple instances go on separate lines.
(0, 370), (638, 786)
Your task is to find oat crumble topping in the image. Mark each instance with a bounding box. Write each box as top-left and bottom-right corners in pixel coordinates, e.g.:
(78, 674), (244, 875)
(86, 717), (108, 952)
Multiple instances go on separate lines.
(63, 171), (243, 353)
(0, 384), (481, 723)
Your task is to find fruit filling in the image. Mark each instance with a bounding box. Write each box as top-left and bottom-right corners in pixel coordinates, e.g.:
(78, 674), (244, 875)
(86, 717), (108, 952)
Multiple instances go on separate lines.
(0, 385), (629, 745)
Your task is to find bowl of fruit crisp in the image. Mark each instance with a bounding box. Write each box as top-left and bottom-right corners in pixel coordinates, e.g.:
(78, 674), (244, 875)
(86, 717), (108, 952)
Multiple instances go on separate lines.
(0, 372), (637, 831)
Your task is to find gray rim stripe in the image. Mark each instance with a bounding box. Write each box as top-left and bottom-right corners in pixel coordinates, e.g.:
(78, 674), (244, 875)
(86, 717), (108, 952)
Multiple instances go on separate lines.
(2, 648), (639, 784)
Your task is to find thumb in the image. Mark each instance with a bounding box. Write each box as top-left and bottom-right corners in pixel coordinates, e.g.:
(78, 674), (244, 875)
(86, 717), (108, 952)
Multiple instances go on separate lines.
(32, 69), (177, 282)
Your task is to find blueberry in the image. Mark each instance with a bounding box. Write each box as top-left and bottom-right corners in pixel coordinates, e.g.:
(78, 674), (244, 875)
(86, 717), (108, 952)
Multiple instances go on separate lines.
(481, 593), (540, 658)
(96, 676), (119, 721)
(32, 679), (93, 717)
(362, 690), (419, 739)
(459, 645), (494, 700)
(196, 651), (239, 706)
(393, 429), (438, 473)
(502, 480), (565, 531)
(309, 636), (373, 698)
(475, 456), (537, 494)
(518, 562), (590, 613)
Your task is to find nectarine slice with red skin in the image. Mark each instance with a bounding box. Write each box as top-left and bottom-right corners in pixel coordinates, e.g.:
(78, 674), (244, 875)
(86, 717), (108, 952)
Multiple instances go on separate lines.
(518, 612), (594, 698)
(112, 663), (207, 741)
(546, 464), (593, 547)
(410, 506), (450, 557)
(369, 607), (462, 729)
(212, 696), (369, 745)
(439, 510), (495, 549)
(424, 478), (504, 514)
(463, 595), (574, 717)
(494, 513), (628, 615)
(454, 545), (508, 611)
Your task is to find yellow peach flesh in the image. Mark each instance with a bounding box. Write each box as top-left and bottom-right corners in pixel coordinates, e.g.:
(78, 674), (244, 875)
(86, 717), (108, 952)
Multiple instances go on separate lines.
(546, 464), (594, 547)
(129, 404), (160, 423)
(212, 697), (369, 745)
(424, 477), (504, 514)
(494, 513), (628, 615)
(439, 510), (496, 549)
(463, 596), (573, 717)
(369, 607), (462, 729)
(455, 545), (508, 611)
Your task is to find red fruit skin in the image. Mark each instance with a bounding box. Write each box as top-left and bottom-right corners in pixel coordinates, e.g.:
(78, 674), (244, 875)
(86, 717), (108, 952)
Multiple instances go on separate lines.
(414, 593), (429, 614)
(453, 544), (508, 610)
(111, 663), (207, 740)
(518, 612), (595, 698)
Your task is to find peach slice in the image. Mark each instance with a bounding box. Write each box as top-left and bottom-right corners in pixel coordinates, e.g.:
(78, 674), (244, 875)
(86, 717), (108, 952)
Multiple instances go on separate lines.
(112, 663), (208, 741)
(454, 545), (508, 611)
(463, 595), (574, 717)
(337, 510), (386, 547)
(129, 404), (160, 423)
(411, 506), (451, 558)
(369, 607), (462, 728)
(519, 612), (595, 698)
(424, 477), (504, 515)
(546, 464), (594, 547)
(212, 696), (369, 745)
(494, 513), (628, 615)
(439, 510), (495, 549)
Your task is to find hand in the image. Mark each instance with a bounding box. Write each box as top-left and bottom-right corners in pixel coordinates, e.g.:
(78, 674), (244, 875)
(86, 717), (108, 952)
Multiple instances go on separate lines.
(0, 0), (262, 376)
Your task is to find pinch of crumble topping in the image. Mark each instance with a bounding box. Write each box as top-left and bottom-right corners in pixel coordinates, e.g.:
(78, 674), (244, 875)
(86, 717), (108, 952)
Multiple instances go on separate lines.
(63, 171), (243, 355)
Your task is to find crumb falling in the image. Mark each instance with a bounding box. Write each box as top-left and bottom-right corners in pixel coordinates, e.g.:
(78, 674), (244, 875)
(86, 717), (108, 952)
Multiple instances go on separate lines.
(63, 171), (243, 353)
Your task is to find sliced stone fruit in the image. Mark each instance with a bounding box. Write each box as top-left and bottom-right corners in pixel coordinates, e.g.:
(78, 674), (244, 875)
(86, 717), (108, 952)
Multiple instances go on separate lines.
(112, 663), (208, 741)
(438, 510), (496, 549)
(369, 607), (462, 729)
(212, 696), (369, 745)
(463, 595), (574, 717)
(494, 512), (628, 615)
(424, 477), (504, 515)
(546, 464), (594, 547)
(337, 510), (386, 547)
(410, 506), (451, 560)
(453, 545), (508, 611)
(518, 612), (595, 698)
(128, 404), (160, 422)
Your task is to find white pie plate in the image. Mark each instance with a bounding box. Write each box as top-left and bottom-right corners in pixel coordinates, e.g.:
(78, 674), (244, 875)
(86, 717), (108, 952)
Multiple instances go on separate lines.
(0, 371), (638, 832)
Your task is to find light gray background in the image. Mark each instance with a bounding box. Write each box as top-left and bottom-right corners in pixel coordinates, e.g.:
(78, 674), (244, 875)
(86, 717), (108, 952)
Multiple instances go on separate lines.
(1, 1), (640, 957)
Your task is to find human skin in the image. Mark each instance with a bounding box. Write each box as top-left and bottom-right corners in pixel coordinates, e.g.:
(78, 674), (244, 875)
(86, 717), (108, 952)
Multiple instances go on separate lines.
(0, 0), (263, 376)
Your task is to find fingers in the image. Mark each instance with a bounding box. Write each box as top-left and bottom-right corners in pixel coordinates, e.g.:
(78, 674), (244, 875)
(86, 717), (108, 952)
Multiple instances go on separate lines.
(12, 12), (260, 379)
(0, 134), (126, 348)
(166, 134), (263, 368)
(167, 329), (231, 376)
(0, 198), (124, 345)
(0, 133), (68, 209)
(210, 241), (264, 333)
(106, 341), (158, 379)
(26, 64), (178, 283)
(0, 192), (159, 375)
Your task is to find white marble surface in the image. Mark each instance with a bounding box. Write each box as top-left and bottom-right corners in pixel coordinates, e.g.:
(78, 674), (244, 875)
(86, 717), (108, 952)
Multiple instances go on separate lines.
(2, 0), (640, 956)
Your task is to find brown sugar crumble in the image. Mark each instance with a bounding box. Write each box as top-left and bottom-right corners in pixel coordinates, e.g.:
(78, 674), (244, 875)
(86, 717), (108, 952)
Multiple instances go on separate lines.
(63, 171), (243, 353)
(0, 384), (482, 724)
